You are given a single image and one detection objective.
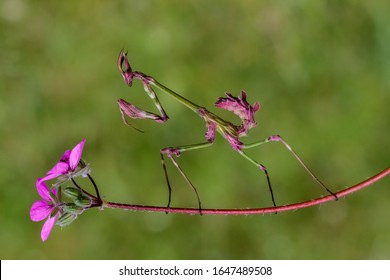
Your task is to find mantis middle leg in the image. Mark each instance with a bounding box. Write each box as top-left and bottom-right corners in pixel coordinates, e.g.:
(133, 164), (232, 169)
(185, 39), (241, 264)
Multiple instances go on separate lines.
(160, 142), (214, 214)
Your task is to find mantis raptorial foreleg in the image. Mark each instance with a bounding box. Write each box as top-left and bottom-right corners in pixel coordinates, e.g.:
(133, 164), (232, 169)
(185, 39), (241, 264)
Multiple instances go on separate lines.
(141, 83), (169, 123)
(117, 49), (169, 130)
(160, 142), (213, 214)
(117, 49), (338, 211)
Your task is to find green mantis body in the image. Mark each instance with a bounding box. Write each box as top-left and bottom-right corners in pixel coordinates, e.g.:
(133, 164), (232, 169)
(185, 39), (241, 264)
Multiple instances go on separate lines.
(117, 49), (337, 213)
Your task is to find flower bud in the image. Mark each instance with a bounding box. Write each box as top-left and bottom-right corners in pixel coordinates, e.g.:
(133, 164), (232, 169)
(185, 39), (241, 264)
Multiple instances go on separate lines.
(74, 197), (92, 207)
(56, 212), (77, 227)
(63, 187), (83, 200)
(62, 203), (84, 215)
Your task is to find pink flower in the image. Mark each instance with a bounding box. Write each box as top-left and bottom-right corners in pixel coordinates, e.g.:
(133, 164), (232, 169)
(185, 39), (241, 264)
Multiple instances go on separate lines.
(40, 139), (86, 184)
(30, 179), (61, 241)
(215, 91), (260, 136)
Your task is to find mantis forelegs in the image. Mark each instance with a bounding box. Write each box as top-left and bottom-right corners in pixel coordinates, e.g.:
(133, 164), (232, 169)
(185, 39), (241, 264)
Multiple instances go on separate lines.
(117, 49), (337, 210)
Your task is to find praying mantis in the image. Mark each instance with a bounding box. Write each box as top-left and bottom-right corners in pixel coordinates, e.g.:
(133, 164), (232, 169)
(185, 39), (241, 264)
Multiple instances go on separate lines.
(116, 49), (337, 213)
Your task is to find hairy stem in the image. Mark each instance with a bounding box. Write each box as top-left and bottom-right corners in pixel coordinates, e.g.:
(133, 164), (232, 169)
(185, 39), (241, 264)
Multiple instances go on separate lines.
(99, 167), (390, 215)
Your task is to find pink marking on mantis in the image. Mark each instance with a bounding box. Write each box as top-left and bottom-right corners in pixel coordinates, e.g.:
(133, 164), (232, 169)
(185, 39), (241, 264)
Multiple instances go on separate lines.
(116, 49), (338, 212)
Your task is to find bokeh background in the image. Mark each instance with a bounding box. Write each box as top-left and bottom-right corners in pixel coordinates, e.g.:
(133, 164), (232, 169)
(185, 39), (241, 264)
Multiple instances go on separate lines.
(1, 0), (389, 259)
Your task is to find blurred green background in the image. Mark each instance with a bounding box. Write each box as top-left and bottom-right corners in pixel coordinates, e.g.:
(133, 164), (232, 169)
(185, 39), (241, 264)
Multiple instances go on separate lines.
(1, 0), (389, 259)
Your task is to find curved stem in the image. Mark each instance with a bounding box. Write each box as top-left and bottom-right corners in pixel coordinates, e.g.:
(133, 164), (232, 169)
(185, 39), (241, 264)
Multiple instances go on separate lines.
(71, 177), (98, 201)
(101, 167), (390, 215)
(87, 174), (102, 203)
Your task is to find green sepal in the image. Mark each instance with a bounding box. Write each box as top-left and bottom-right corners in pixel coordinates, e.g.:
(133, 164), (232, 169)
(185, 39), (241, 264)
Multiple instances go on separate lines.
(74, 198), (92, 207)
(63, 187), (83, 200)
(56, 212), (77, 227)
(63, 203), (84, 215)
(50, 207), (59, 218)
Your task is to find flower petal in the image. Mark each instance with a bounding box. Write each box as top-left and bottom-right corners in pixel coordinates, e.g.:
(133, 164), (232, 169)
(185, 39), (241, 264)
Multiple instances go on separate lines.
(60, 150), (71, 162)
(46, 162), (69, 177)
(51, 188), (58, 197)
(41, 215), (57, 242)
(30, 200), (52, 221)
(36, 179), (51, 201)
(69, 139), (86, 171)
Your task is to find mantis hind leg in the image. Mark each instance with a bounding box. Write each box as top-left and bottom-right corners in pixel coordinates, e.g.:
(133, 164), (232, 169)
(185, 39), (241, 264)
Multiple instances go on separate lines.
(241, 135), (338, 205)
(238, 150), (277, 208)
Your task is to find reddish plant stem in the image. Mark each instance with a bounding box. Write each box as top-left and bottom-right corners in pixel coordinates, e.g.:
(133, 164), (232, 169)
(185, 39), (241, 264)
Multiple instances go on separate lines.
(102, 167), (390, 215)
